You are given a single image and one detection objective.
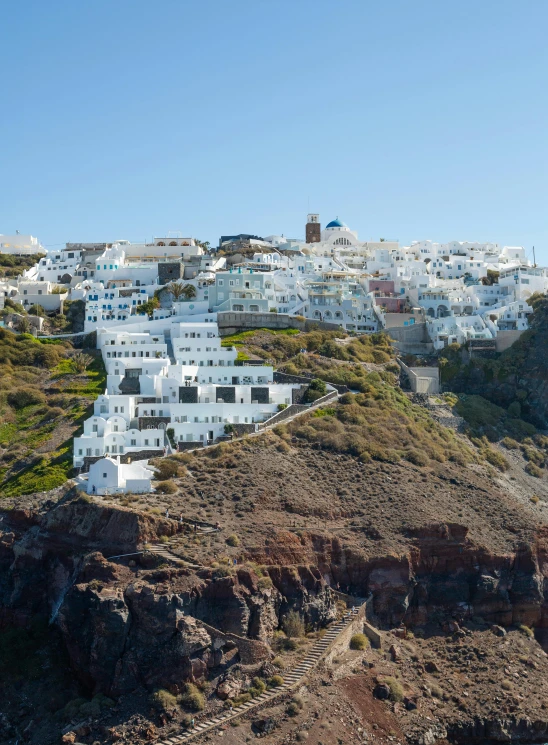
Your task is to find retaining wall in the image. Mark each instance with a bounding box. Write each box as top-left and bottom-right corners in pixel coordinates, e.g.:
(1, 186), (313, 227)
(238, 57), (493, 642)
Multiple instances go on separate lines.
(323, 605), (367, 666)
(258, 404), (308, 430)
(199, 621), (272, 665)
(496, 329), (524, 352)
(274, 370), (349, 394)
(217, 311), (341, 336)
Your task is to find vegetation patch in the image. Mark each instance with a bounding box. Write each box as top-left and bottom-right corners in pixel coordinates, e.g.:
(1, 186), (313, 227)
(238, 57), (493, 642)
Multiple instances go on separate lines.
(287, 377), (476, 468)
(0, 330), (106, 498)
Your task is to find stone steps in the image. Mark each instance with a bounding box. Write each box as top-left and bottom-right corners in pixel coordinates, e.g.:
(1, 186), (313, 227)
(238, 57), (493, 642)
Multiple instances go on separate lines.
(153, 604), (364, 745)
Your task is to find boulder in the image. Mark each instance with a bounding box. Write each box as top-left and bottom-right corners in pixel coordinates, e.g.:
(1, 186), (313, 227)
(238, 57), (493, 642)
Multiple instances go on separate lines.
(491, 624), (507, 637)
(252, 718), (277, 735)
(216, 678), (242, 700)
(374, 683), (391, 700)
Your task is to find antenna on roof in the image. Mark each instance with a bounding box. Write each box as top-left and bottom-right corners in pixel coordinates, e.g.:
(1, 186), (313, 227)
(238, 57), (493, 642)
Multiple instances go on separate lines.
(533, 245), (536, 268)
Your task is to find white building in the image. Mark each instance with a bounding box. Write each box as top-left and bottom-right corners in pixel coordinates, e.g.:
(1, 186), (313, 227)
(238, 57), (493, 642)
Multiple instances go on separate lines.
(0, 233), (45, 256)
(86, 457), (153, 495)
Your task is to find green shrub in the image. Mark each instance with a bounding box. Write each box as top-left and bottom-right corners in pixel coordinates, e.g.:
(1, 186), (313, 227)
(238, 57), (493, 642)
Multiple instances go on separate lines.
(350, 633), (369, 651)
(405, 448), (428, 466)
(484, 448), (509, 471)
(179, 683), (205, 711)
(232, 692), (252, 705)
(28, 304), (45, 317)
(226, 534), (240, 547)
(303, 378), (327, 403)
(386, 677), (404, 702)
(155, 480), (177, 494)
(525, 462), (543, 478)
(283, 611), (305, 638)
(268, 675), (284, 688)
(251, 677), (266, 694)
(258, 575), (273, 589)
(501, 437), (519, 449)
(150, 689), (177, 712)
(7, 387), (46, 409)
(517, 624), (534, 639)
(283, 637), (299, 651)
(152, 459), (180, 480)
(287, 701), (300, 716)
(521, 446), (544, 466)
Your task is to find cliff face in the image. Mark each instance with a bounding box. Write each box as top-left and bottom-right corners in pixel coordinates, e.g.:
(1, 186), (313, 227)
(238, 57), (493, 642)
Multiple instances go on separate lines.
(245, 526), (548, 645)
(3, 491), (548, 744)
(0, 499), (336, 697)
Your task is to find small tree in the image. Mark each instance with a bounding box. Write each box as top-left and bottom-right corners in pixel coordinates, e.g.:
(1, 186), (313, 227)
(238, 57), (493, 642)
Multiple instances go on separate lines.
(17, 317), (32, 334)
(303, 378), (327, 404)
(71, 352), (94, 373)
(168, 281), (186, 301)
(28, 304), (45, 317)
(182, 284), (197, 300)
(282, 611), (305, 638)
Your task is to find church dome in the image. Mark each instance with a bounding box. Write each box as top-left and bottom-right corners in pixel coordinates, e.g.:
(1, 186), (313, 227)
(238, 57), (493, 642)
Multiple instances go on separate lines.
(325, 218), (347, 229)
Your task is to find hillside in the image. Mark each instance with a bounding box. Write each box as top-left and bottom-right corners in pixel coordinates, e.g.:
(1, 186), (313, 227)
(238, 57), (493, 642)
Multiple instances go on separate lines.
(1, 325), (548, 745)
(0, 329), (105, 497)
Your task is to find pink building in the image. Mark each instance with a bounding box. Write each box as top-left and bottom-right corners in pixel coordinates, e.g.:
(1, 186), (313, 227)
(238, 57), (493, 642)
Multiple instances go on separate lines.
(369, 279), (395, 295)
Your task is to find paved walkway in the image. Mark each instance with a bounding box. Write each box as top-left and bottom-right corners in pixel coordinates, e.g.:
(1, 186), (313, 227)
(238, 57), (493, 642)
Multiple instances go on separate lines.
(154, 605), (363, 744)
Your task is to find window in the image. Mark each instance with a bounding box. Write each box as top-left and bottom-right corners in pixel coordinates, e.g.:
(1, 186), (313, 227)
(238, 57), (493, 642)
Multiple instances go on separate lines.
(103, 473), (107, 478)
(144, 439), (149, 446)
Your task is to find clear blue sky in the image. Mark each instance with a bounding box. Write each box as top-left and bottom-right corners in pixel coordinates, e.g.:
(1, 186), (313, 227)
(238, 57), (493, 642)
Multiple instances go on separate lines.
(1, 0), (547, 261)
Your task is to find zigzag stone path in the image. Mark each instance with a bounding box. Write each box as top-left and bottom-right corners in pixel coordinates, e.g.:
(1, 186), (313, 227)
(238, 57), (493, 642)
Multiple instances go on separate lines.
(154, 605), (363, 744)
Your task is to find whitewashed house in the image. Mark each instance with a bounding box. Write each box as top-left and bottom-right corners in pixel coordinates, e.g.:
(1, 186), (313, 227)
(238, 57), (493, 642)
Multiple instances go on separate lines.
(86, 457), (153, 495)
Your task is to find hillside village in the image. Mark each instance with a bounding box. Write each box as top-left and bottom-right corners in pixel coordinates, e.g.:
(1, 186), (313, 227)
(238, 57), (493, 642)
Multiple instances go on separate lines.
(4, 224), (548, 745)
(0, 217), (544, 497)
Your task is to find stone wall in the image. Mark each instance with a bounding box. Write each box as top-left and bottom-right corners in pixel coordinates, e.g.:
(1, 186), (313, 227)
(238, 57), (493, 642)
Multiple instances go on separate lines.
(250, 386), (269, 404)
(496, 329), (525, 352)
(274, 371), (349, 394)
(292, 385), (309, 404)
(217, 311), (341, 336)
(179, 386), (198, 403)
(138, 416), (170, 430)
(199, 621), (272, 665)
(387, 322), (430, 344)
(323, 605), (367, 666)
(158, 262), (183, 285)
(231, 423), (257, 437)
(258, 404), (308, 430)
(177, 441), (204, 451)
(216, 386), (236, 403)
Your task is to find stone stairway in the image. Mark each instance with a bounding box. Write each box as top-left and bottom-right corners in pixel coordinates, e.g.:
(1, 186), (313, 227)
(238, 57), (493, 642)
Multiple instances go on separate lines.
(154, 605), (363, 744)
(148, 539), (203, 570)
